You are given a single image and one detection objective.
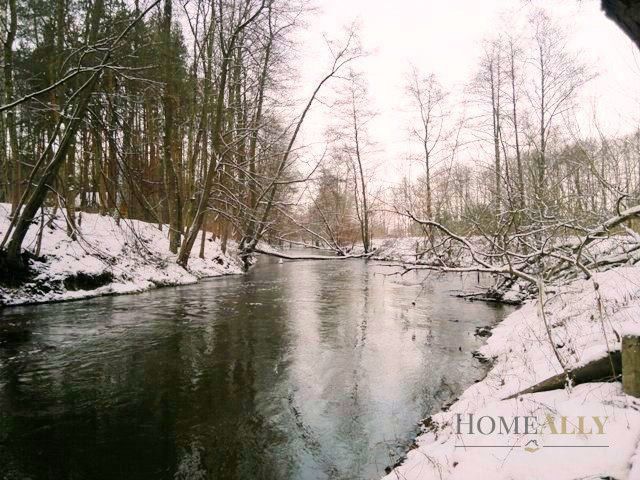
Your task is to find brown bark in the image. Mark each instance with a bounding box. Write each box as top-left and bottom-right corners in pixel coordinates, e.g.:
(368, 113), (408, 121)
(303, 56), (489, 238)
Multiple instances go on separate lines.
(177, 1), (266, 267)
(161, 0), (183, 253)
(5, 0), (19, 214)
(2, 0), (160, 270)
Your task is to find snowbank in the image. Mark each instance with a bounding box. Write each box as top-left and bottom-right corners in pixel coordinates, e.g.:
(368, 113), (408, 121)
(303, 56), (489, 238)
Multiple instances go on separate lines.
(0, 204), (242, 306)
(371, 237), (471, 266)
(383, 265), (640, 479)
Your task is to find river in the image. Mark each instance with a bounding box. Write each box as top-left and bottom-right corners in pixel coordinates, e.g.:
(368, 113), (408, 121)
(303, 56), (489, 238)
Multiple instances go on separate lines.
(0, 256), (513, 480)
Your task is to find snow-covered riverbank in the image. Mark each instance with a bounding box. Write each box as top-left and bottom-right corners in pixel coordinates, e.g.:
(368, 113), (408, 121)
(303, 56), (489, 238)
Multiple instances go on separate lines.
(0, 204), (242, 307)
(371, 236), (470, 265)
(383, 264), (640, 480)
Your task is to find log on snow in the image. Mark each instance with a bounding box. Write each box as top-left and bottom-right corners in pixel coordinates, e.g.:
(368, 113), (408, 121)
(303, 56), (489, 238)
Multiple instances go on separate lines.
(504, 351), (621, 400)
(254, 247), (373, 261)
(623, 335), (640, 397)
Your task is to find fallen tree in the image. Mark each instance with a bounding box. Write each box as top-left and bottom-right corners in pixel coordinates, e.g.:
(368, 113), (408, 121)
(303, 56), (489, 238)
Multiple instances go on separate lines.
(398, 204), (640, 301)
(504, 351), (621, 400)
(253, 246), (375, 261)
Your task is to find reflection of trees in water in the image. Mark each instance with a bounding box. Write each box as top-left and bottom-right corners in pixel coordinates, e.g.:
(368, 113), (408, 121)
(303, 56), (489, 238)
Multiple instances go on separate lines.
(172, 279), (296, 479)
(287, 392), (341, 478)
(300, 262), (374, 478)
(357, 267), (370, 349)
(0, 277), (297, 480)
(0, 264), (514, 480)
(174, 443), (207, 480)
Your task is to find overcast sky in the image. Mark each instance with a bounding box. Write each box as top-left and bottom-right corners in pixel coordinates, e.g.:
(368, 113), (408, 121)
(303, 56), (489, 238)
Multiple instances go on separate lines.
(292, 0), (640, 185)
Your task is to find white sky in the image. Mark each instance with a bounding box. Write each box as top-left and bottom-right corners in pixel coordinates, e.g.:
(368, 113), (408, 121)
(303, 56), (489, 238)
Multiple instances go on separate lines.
(291, 0), (640, 185)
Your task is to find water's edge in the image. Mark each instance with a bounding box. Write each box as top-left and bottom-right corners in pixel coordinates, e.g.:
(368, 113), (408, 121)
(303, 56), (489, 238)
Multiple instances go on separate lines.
(381, 306), (515, 476)
(0, 257), (513, 479)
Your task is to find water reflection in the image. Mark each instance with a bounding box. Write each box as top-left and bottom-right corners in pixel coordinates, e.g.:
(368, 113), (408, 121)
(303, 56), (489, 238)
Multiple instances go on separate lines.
(0, 257), (512, 479)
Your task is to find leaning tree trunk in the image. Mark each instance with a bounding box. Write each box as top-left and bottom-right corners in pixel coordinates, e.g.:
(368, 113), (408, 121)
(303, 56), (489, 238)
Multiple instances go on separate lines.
(4, 73), (100, 271)
(1, 0), (161, 275)
(3, 0), (105, 273)
(602, 1), (640, 49)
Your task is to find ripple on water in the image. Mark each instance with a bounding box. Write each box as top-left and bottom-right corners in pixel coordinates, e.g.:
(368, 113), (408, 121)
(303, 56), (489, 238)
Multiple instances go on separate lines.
(0, 259), (513, 480)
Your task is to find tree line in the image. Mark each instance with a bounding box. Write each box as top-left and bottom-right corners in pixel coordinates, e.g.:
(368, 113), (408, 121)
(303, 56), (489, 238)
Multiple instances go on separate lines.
(388, 9), (640, 239)
(2, 0), (639, 279)
(0, 0), (360, 278)
(288, 8), (640, 255)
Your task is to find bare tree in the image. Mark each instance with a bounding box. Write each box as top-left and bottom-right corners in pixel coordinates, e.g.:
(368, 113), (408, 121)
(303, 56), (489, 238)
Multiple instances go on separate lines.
(332, 70), (374, 252)
(506, 34), (526, 210)
(236, 28), (361, 263)
(177, 0), (267, 266)
(406, 67), (447, 220)
(527, 10), (592, 210)
(472, 39), (506, 213)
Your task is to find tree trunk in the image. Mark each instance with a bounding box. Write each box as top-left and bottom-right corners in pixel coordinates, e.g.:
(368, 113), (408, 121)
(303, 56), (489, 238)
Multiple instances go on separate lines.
(353, 105), (370, 253)
(602, 0), (640, 50)
(490, 58), (502, 211)
(509, 41), (525, 210)
(3, 0), (106, 270)
(161, 0), (182, 254)
(5, 0), (19, 214)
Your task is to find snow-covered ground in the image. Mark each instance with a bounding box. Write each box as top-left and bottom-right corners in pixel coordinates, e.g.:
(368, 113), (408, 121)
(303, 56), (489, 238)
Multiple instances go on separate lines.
(371, 237), (471, 266)
(383, 265), (640, 480)
(0, 204), (242, 306)
(6, 212), (640, 478)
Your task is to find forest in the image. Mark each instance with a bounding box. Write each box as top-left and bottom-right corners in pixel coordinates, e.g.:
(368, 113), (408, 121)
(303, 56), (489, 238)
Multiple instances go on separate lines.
(2, 1), (640, 480)
(0, 0), (353, 277)
(1, 0), (639, 286)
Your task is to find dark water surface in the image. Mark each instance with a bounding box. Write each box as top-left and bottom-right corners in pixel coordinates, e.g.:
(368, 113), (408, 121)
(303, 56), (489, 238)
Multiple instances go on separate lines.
(0, 256), (512, 480)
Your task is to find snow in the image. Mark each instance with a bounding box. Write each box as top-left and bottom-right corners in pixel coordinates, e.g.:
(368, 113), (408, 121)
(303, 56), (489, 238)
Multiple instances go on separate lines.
(0, 204), (242, 306)
(371, 237), (471, 266)
(5, 204), (640, 477)
(383, 265), (640, 480)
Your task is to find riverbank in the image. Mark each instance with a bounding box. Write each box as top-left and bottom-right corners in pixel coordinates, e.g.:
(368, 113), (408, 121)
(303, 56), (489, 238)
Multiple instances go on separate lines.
(0, 252), (506, 480)
(382, 263), (640, 479)
(371, 234), (640, 307)
(0, 204), (242, 307)
(371, 237), (470, 265)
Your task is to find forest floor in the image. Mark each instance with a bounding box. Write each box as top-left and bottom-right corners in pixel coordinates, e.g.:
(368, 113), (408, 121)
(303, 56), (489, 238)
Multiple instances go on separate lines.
(0, 204), (242, 307)
(379, 239), (640, 479)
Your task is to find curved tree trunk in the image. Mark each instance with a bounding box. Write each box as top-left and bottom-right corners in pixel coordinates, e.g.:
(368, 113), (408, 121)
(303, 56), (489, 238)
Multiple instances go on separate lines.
(602, 1), (640, 49)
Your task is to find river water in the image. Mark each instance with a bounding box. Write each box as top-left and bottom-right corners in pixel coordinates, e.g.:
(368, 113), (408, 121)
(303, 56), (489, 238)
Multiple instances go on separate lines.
(0, 256), (512, 480)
